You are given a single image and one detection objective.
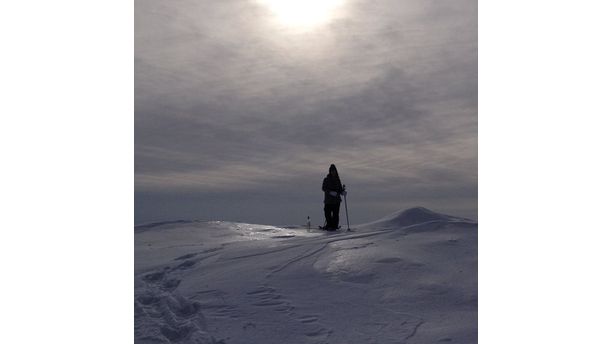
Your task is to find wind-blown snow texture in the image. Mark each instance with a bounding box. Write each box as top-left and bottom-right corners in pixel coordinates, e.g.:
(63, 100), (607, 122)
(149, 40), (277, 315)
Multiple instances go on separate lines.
(135, 207), (477, 343)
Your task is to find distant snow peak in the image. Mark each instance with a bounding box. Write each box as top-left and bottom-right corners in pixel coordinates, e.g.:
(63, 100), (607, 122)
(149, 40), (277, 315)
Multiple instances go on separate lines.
(360, 207), (475, 229)
(386, 207), (451, 222)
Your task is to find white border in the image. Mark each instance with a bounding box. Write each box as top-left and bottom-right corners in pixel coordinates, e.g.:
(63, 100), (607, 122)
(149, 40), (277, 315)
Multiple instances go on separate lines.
(480, 1), (612, 343)
(1, 1), (133, 342)
(2, 0), (612, 342)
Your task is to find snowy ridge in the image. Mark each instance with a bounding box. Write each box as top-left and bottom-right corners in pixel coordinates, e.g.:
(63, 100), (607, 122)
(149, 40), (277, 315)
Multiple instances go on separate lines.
(135, 207), (477, 343)
(357, 206), (476, 229)
(135, 220), (199, 232)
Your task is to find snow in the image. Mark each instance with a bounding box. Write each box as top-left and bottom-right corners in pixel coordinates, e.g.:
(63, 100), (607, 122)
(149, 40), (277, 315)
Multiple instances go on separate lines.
(135, 207), (477, 343)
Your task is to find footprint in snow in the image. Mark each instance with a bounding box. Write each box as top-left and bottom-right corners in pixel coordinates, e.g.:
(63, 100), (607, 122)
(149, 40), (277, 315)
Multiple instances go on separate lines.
(375, 257), (403, 264)
(246, 286), (276, 295)
(175, 259), (197, 270)
(297, 315), (318, 324)
(161, 279), (181, 292)
(174, 252), (198, 260)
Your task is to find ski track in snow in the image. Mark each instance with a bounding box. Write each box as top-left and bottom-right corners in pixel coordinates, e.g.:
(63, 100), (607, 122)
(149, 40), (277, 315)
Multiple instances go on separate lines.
(135, 208), (477, 343)
(263, 224), (450, 277)
(226, 244), (302, 260)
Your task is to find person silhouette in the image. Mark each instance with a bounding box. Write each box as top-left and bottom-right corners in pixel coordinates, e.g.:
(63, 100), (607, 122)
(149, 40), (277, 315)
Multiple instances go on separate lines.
(321, 164), (345, 230)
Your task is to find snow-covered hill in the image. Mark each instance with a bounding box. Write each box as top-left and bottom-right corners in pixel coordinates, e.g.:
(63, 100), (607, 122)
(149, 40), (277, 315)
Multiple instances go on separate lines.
(135, 207), (477, 343)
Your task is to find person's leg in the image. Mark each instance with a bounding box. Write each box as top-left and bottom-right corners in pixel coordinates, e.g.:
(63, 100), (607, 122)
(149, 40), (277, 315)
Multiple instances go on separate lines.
(332, 203), (341, 229)
(324, 204), (333, 228)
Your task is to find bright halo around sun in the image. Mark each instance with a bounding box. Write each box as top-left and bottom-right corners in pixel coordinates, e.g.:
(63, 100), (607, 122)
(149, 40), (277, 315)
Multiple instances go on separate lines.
(256, 0), (346, 32)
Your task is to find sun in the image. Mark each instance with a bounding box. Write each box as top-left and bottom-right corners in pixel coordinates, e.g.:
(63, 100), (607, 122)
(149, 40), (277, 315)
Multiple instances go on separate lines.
(255, 0), (346, 32)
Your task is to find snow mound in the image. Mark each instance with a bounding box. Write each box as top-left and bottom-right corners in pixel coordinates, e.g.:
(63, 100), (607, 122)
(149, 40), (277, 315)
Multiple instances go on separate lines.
(359, 207), (475, 229)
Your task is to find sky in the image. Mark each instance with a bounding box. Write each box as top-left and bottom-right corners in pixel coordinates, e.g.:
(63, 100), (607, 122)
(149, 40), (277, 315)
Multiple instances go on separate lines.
(135, 0), (477, 226)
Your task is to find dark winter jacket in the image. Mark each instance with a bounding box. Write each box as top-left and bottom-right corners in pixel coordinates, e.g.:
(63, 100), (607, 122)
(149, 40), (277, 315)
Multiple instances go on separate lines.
(322, 174), (343, 204)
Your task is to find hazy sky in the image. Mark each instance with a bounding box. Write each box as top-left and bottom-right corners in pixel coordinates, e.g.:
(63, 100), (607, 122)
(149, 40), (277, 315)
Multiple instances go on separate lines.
(135, 0), (477, 225)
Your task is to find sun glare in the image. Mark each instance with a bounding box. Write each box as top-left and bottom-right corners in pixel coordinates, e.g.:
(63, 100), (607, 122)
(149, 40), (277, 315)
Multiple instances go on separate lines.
(256, 0), (346, 31)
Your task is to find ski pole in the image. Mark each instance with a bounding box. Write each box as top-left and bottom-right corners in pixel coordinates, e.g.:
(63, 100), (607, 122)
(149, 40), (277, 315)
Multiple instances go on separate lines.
(343, 184), (351, 231)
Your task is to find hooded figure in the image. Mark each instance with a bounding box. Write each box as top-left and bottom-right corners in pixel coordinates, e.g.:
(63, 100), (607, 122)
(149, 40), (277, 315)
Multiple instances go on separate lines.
(321, 164), (345, 230)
